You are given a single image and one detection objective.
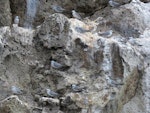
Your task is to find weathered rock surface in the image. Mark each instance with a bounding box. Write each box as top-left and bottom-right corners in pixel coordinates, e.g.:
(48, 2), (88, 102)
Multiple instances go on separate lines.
(0, 95), (30, 113)
(0, 0), (11, 27)
(0, 0), (149, 113)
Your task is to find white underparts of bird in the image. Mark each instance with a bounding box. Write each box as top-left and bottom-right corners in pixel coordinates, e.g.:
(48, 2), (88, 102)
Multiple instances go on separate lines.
(14, 16), (19, 25)
(11, 86), (23, 95)
(72, 10), (82, 20)
(71, 84), (86, 92)
(46, 89), (59, 98)
(98, 30), (113, 38)
(109, 0), (121, 7)
(51, 5), (65, 13)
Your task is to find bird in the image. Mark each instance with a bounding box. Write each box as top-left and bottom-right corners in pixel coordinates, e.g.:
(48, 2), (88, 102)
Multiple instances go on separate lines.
(71, 84), (86, 92)
(98, 30), (113, 38)
(11, 86), (24, 95)
(51, 5), (65, 13)
(51, 60), (63, 69)
(50, 60), (70, 70)
(46, 89), (59, 98)
(72, 10), (82, 20)
(75, 27), (91, 33)
(105, 76), (123, 87)
(109, 0), (121, 7)
(14, 16), (19, 25)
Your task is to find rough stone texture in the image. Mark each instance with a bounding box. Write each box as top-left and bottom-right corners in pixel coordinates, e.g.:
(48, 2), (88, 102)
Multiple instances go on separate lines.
(38, 14), (70, 49)
(0, 95), (30, 113)
(92, 0), (150, 38)
(0, 0), (11, 27)
(0, 0), (149, 113)
(140, 0), (150, 3)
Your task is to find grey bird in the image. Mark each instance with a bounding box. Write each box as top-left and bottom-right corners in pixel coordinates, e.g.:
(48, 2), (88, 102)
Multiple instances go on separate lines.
(51, 60), (63, 69)
(72, 10), (82, 20)
(105, 76), (123, 87)
(46, 89), (59, 98)
(71, 84), (86, 92)
(98, 30), (113, 38)
(11, 86), (23, 95)
(75, 27), (91, 33)
(50, 60), (70, 70)
(14, 16), (19, 25)
(51, 5), (65, 13)
(109, 0), (121, 7)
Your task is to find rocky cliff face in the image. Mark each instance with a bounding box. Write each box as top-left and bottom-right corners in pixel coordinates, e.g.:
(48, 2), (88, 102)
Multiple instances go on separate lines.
(0, 0), (150, 113)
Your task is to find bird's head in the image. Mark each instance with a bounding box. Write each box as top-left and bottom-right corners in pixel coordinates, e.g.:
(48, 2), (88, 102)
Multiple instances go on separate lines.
(11, 86), (15, 89)
(46, 89), (51, 92)
(109, 30), (113, 33)
(71, 84), (76, 88)
(15, 16), (19, 19)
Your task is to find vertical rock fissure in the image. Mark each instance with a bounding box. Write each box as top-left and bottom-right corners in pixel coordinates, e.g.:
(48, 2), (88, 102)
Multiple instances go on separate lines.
(24, 0), (38, 29)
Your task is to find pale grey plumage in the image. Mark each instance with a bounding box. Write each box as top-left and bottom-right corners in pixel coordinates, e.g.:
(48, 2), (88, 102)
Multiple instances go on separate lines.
(105, 76), (123, 87)
(98, 30), (113, 37)
(109, 0), (121, 7)
(51, 60), (63, 69)
(14, 16), (19, 25)
(11, 86), (23, 95)
(75, 27), (91, 33)
(46, 89), (59, 98)
(51, 60), (70, 70)
(71, 84), (86, 92)
(72, 10), (82, 20)
(51, 5), (65, 13)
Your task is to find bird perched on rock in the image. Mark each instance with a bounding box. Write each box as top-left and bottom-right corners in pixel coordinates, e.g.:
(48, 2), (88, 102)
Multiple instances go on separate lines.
(98, 30), (113, 38)
(51, 5), (65, 13)
(109, 0), (121, 7)
(50, 60), (70, 70)
(11, 86), (24, 95)
(105, 76), (123, 87)
(14, 16), (19, 26)
(75, 27), (92, 33)
(72, 10), (82, 20)
(71, 84), (86, 92)
(46, 89), (59, 98)
(51, 60), (63, 69)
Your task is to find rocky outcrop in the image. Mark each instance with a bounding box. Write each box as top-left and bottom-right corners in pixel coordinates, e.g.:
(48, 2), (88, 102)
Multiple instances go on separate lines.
(0, 0), (11, 27)
(0, 0), (149, 113)
(0, 95), (30, 113)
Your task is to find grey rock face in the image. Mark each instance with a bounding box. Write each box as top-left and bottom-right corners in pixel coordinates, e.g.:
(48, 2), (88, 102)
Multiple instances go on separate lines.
(0, 1), (149, 113)
(38, 13), (70, 49)
(0, 95), (30, 113)
(0, 0), (11, 27)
